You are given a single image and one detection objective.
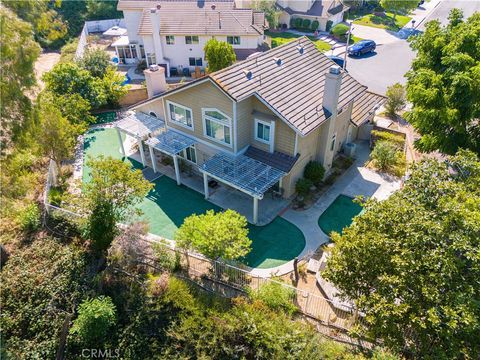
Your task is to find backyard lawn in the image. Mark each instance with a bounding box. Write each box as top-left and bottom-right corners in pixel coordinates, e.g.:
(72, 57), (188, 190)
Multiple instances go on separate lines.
(318, 195), (363, 237)
(266, 31), (332, 52)
(353, 12), (411, 31)
(82, 128), (306, 269)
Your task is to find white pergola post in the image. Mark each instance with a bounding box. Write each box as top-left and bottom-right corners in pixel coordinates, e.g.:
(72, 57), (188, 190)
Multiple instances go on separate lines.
(116, 128), (126, 157)
(137, 138), (146, 167)
(148, 145), (157, 173)
(203, 173), (209, 199)
(173, 155), (181, 185)
(253, 197), (259, 225)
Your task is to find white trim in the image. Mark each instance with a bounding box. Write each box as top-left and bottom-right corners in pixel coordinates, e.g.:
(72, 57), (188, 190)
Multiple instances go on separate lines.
(202, 108), (233, 148)
(253, 119), (272, 145)
(294, 133), (298, 156)
(166, 100), (194, 131)
(233, 101), (238, 153)
(180, 144), (198, 165)
(200, 169), (263, 200)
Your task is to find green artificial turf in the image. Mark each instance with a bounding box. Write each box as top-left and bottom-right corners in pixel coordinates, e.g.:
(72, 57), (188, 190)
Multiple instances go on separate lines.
(82, 128), (305, 269)
(354, 12), (411, 31)
(266, 31), (332, 52)
(318, 195), (363, 237)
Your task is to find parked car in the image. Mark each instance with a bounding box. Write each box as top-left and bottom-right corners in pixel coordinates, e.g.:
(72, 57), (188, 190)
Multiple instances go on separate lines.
(327, 55), (345, 68)
(347, 40), (376, 57)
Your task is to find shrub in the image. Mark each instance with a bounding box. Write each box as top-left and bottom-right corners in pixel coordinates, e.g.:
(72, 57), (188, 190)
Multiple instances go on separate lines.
(371, 140), (400, 171)
(153, 242), (180, 272)
(325, 20), (333, 32)
(17, 204), (41, 232)
(289, 17), (296, 28)
(295, 178), (313, 196)
(249, 281), (297, 315)
(48, 187), (64, 206)
(331, 23), (349, 39)
(385, 82), (406, 117)
(294, 18), (303, 29)
(302, 19), (311, 30)
(311, 20), (320, 31)
(371, 130), (405, 148)
(70, 296), (116, 348)
(304, 161), (325, 185)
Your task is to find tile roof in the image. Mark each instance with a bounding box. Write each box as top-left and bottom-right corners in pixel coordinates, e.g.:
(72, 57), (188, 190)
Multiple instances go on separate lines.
(277, 0), (347, 17)
(118, 0), (234, 11)
(211, 37), (380, 135)
(137, 7), (264, 36)
(351, 91), (386, 126)
(244, 146), (300, 173)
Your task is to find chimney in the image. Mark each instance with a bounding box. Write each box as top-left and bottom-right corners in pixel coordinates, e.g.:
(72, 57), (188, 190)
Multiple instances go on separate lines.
(149, 7), (164, 65)
(144, 65), (167, 98)
(322, 65), (342, 115)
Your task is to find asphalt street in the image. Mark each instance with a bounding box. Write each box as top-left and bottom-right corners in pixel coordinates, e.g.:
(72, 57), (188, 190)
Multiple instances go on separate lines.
(343, 0), (479, 95)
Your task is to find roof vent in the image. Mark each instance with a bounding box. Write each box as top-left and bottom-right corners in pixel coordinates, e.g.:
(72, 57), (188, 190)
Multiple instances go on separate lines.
(329, 65), (341, 75)
(273, 57), (282, 66)
(211, 3), (216, 10)
(297, 46), (304, 55)
(150, 8), (156, 13)
(156, 4), (161, 10)
(244, 70), (253, 80)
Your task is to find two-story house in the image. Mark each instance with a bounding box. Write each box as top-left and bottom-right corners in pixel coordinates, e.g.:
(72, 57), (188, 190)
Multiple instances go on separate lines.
(115, 0), (266, 75)
(127, 37), (384, 223)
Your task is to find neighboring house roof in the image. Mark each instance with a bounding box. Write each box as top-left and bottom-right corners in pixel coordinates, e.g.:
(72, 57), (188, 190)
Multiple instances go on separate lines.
(245, 146), (300, 173)
(351, 91), (386, 126)
(277, 0), (347, 17)
(133, 37), (384, 136)
(137, 8), (265, 36)
(118, 0), (234, 11)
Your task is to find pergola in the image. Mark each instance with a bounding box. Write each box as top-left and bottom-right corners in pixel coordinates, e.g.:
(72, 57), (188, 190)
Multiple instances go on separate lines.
(145, 130), (197, 185)
(114, 112), (165, 166)
(201, 153), (285, 224)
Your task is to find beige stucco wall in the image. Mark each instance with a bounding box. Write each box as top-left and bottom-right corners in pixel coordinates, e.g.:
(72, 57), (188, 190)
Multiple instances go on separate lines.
(135, 97), (166, 119)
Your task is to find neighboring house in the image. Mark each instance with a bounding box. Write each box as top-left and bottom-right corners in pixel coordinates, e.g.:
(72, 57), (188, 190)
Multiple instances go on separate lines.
(276, 0), (348, 31)
(115, 0), (266, 74)
(130, 37), (384, 222)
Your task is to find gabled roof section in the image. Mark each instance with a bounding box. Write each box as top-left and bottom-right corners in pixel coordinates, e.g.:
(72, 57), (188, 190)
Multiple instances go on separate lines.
(138, 7), (264, 36)
(351, 91), (386, 126)
(277, 0), (347, 17)
(210, 37), (370, 135)
(118, 0), (234, 11)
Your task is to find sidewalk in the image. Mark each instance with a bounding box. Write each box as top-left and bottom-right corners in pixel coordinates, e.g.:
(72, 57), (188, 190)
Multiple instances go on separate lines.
(406, 0), (443, 29)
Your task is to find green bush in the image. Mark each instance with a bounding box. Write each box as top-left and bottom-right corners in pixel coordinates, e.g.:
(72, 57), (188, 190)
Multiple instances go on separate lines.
(311, 20), (320, 31)
(249, 281), (297, 315)
(48, 187), (64, 206)
(70, 296), (116, 348)
(295, 178), (313, 196)
(371, 130), (405, 148)
(371, 140), (400, 171)
(303, 161), (325, 185)
(294, 18), (303, 29)
(331, 23), (349, 38)
(153, 242), (181, 272)
(302, 19), (311, 30)
(17, 204), (41, 232)
(326, 20), (333, 32)
(289, 17), (296, 28)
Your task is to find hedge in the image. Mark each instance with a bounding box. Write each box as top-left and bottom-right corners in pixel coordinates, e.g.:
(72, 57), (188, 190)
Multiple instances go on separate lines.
(311, 20), (319, 31)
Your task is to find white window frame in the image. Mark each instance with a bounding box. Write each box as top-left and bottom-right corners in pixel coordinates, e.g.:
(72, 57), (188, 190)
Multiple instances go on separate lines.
(181, 145), (197, 164)
(166, 35), (175, 45)
(185, 35), (199, 44)
(227, 36), (241, 45)
(202, 108), (233, 148)
(166, 100), (194, 130)
(254, 119), (275, 153)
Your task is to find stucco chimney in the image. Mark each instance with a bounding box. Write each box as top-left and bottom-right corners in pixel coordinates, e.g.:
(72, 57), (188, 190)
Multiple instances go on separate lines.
(144, 65), (167, 98)
(149, 7), (164, 65)
(322, 65), (342, 115)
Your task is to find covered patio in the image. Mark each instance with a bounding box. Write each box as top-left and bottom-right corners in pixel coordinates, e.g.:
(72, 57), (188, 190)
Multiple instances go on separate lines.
(201, 152), (286, 225)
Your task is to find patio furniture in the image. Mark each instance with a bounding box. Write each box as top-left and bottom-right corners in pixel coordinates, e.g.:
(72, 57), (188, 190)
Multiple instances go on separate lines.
(208, 179), (219, 188)
(182, 68), (191, 77)
(170, 67), (178, 76)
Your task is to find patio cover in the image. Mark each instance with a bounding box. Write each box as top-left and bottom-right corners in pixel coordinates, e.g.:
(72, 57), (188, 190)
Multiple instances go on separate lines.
(111, 35), (129, 47)
(145, 130), (196, 156)
(201, 152), (285, 198)
(103, 26), (127, 37)
(115, 111), (165, 139)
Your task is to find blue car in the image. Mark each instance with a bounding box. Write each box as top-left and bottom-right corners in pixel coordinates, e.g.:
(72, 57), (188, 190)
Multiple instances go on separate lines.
(347, 40), (376, 57)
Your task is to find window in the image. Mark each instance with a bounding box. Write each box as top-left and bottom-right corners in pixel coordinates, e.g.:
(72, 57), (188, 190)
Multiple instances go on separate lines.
(255, 119), (271, 144)
(203, 109), (231, 145)
(168, 102), (193, 129)
(227, 36), (240, 45)
(185, 35), (199, 44)
(149, 111), (157, 118)
(182, 145), (197, 163)
(117, 44), (138, 60)
(189, 57), (203, 67)
(166, 35), (175, 45)
(139, 45), (145, 58)
(146, 53), (156, 65)
(330, 134), (336, 152)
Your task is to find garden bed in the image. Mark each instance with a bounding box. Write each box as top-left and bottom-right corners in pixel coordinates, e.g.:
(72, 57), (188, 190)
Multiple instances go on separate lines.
(266, 31), (332, 52)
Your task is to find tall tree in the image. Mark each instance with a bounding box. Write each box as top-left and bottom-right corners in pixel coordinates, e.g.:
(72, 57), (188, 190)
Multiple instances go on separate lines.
(380, 0), (418, 20)
(78, 48), (111, 78)
(406, 10), (480, 155)
(252, 0), (281, 29)
(175, 209), (251, 261)
(323, 150), (480, 358)
(0, 6), (41, 149)
(204, 38), (236, 72)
